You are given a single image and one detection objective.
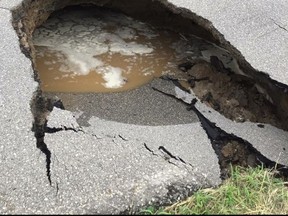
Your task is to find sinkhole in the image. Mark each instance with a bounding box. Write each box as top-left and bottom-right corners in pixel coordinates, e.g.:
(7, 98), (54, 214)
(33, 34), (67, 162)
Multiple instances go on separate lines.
(31, 4), (236, 95)
(12, 0), (288, 184)
(28, 3), (287, 130)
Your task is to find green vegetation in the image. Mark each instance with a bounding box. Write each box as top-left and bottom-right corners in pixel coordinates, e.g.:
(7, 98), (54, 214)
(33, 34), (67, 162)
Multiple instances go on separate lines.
(140, 166), (288, 215)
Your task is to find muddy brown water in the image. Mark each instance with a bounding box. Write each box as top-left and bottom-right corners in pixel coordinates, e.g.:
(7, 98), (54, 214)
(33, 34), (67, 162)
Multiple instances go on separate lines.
(33, 6), (187, 93)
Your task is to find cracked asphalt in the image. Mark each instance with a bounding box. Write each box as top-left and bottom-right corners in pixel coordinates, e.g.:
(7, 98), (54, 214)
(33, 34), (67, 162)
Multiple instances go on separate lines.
(0, 0), (288, 214)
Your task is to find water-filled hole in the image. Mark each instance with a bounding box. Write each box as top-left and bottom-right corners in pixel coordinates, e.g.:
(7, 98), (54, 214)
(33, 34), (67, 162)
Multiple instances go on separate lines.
(28, 3), (287, 130)
(33, 5), (194, 93)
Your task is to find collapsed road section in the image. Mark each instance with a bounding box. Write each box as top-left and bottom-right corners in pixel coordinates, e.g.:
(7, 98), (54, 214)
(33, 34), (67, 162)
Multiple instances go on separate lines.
(0, 0), (287, 214)
(153, 85), (288, 179)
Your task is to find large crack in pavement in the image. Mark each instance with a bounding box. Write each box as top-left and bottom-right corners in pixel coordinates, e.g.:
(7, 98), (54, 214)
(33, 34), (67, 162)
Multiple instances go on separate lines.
(144, 143), (194, 168)
(31, 92), (86, 185)
(152, 85), (288, 178)
(190, 99), (288, 178)
(30, 92), (61, 185)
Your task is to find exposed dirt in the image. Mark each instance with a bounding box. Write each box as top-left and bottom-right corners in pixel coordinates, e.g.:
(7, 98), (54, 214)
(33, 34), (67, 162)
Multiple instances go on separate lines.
(218, 140), (258, 179)
(166, 58), (287, 131)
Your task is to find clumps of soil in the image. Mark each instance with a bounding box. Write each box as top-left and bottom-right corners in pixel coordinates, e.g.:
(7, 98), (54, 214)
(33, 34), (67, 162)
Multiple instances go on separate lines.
(169, 57), (287, 130)
(217, 140), (258, 179)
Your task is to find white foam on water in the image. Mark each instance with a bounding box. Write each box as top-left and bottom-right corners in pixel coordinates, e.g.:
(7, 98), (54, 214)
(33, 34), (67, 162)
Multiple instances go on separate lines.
(115, 26), (137, 40)
(100, 66), (126, 89)
(64, 53), (104, 75)
(109, 42), (153, 56)
(33, 7), (158, 88)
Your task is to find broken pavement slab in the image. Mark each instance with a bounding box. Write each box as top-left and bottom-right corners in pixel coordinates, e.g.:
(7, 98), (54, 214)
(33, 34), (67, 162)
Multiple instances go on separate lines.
(42, 79), (221, 213)
(45, 107), (220, 214)
(175, 87), (288, 167)
(197, 104), (288, 166)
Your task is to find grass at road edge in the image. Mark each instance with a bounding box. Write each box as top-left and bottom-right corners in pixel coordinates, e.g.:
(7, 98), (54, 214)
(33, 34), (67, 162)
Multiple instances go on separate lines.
(140, 165), (288, 215)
